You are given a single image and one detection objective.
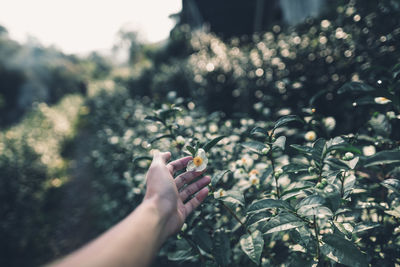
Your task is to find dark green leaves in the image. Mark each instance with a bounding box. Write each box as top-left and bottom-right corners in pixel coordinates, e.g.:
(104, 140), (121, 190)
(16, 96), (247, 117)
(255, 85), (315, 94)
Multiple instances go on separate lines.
(241, 141), (268, 154)
(203, 135), (225, 152)
(381, 178), (400, 194)
(261, 213), (305, 234)
(240, 230), (264, 265)
(186, 145), (196, 157)
(273, 115), (303, 131)
(211, 170), (230, 187)
(321, 234), (368, 267)
(212, 229), (231, 267)
(364, 150), (400, 167)
(338, 81), (375, 94)
(247, 198), (292, 213)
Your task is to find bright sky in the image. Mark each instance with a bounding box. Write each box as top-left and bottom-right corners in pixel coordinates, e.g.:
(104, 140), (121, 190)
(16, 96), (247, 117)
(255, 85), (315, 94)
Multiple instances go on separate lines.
(0, 0), (182, 54)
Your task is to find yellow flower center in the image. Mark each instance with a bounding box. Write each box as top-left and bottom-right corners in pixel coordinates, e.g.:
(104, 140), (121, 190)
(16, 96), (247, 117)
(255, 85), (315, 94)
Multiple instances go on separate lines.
(193, 156), (203, 167)
(219, 190), (225, 197)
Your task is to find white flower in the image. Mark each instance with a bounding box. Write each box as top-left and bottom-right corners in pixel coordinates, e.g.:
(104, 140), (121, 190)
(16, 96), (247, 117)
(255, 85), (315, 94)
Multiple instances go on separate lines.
(386, 111), (396, 119)
(236, 155), (254, 168)
(176, 135), (185, 145)
(305, 131), (317, 141)
(249, 169), (260, 185)
(323, 117), (336, 131)
(363, 145), (376, 156)
(187, 148), (208, 172)
(374, 97), (391, 104)
(213, 188), (227, 199)
(250, 176), (260, 185)
(343, 152), (354, 160)
(234, 168), (247, 179)
(262, 146), (270, 154)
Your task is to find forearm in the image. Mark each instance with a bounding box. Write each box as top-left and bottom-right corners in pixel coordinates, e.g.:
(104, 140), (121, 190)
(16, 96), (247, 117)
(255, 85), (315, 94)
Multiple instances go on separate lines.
(52, 198), (168, 267)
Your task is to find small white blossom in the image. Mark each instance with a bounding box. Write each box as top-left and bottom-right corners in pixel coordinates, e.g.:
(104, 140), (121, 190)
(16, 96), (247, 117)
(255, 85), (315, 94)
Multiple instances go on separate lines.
(213, 188), (227, 199)
(323, 117), (336, 131)
(234, 168), (247, 179)
(187, 149), (208, 172)
(363, 145), (376, 156)
(305, 131), (317, 141)
(374, 97), (391, 104)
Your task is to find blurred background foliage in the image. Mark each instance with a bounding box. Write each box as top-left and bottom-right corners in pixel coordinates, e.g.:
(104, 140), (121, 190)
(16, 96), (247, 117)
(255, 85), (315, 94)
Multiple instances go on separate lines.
(1, 0), (400, 266)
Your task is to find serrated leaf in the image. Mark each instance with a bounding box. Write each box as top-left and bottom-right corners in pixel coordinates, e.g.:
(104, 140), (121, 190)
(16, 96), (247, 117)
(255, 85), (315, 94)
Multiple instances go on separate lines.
(343, 174), (356, 199)
(290, 144), (313, 154)
(247, 198), (292, 214)
(220, 190), (244, 208)
(295, 194), (325, 210)
(246, 211), (272, 228)
(364, 150), (400, 167)
(272, 136), (286, 151)
(212, 229), (231, 267)
(261, 213), (305, 234)
(150, 134), (174, 144)
(321, 234), (368, 267)
(338, 81), (375, 94)
(241, 141), (267, 154)
(211, 170), (230, 187)
(273, 115), (302, 131)
(381, 178), (400, 194)
(240, 230), (264, 265)
(186, 145), (196, 157)
(203, 135), (225, 152)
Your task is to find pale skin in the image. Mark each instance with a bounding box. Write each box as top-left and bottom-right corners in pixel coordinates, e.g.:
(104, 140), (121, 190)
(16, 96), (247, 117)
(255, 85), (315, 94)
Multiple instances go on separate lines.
(51, 152), (211, 267)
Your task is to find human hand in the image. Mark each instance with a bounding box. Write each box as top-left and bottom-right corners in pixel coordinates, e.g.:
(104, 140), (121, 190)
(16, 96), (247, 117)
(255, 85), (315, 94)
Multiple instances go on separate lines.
(144, 151), (210, 240)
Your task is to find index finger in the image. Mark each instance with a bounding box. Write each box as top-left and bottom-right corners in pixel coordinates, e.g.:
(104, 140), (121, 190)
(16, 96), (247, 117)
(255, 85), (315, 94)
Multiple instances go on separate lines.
(167, 156), (193, 175)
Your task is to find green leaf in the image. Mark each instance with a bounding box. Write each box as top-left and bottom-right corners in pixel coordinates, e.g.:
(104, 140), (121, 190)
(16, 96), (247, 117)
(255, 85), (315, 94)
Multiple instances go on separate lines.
(290, 144), (313, 154)
(364, 150), (400, 167)
(273, 115), (302, 131)
(381, 178), (400, 194)
(282, 163), (309, 173)
(250, 126), (269, 137)
(325, 144), (361, 155)
(312, 138), (326, 164)
(338, 81), (375, 94)
(295, 194), (325, 210)
(272, 136), (286, 151)
(321, 234), (368, 267)
(144, 115), (164, 124)
(246, 211), (272, 228)
(212, 229), (231, 267)
(353, 223), (380, 234)
(167, 239), (196, 261)
(261, 212), (305, 234)
(150, 134), (174, 144)
(241, 141), (267, 154)
(211, 170), (230, 187)
(240, 230), (264, 265)
(220, 190), (244, 208)
(192, 228), (213, 253)
(247, 198), (292, 214)
(158, 107), (182, 120)
(203, 135), (226, 152)
(186, 145), (196, 157)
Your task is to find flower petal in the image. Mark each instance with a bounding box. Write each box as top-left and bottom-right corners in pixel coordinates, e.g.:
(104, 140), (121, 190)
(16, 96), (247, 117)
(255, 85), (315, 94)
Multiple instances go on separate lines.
(186, 160), (196, 171)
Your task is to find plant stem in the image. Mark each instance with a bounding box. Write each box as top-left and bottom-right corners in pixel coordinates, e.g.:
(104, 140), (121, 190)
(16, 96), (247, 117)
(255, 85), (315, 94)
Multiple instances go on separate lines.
(269, 155), (280, 199)
(220, 201), (252, 235)
(210, 185), (252, 235)
(313, 215), (320, 262)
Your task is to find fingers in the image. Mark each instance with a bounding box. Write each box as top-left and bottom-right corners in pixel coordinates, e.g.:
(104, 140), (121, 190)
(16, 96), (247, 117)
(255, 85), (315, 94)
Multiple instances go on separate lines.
(179, 176), (211, 202)
(152, 151), (171, 164)
(175, 170), (206, 189)
(167, 156), (193, 175)
(184, 187), (209, 217)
